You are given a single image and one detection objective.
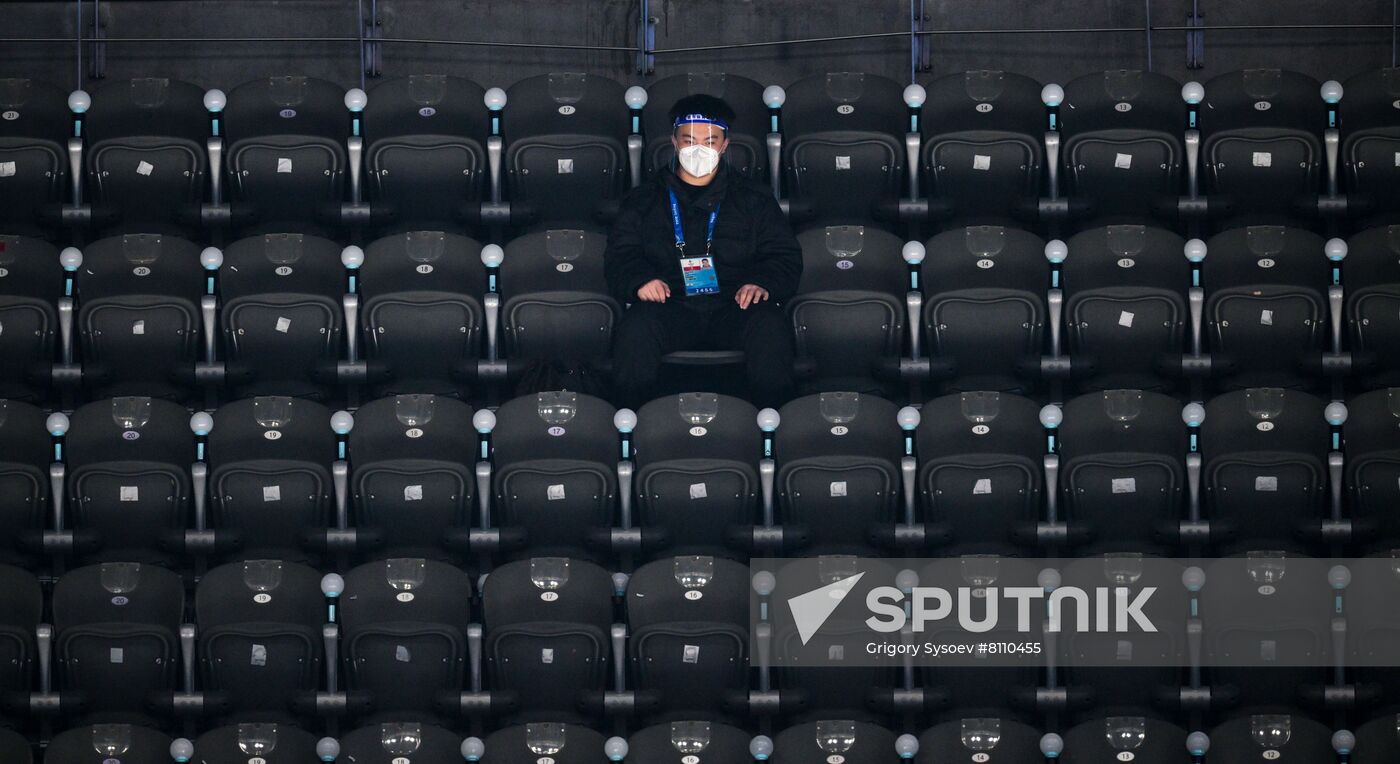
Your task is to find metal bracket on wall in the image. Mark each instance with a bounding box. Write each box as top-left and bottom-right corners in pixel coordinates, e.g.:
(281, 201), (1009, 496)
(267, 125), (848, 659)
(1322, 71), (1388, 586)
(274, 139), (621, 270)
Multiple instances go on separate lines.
(1186, 0), (1205, 69)
(637, 0), (655, 75)
(913, 0), (931, 73)
(362, 0), (383, 78)
(87, 0), (106, 80)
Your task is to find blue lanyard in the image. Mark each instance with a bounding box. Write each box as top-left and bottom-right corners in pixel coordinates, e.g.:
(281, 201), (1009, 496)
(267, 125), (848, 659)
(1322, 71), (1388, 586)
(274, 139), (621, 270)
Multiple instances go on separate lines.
(668, 189), (720, 257)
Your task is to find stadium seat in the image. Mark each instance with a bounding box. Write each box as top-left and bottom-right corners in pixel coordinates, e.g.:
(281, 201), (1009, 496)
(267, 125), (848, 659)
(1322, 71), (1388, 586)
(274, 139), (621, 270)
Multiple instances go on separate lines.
(223, 76), (348, 234)
(348, 394), (478, 560)
(1344, 554), (1400, 709)
(0, 727), (27, 764)
(501, 73), (629, 229)
(1059, 70), (1185, 224)
(1201, 225), (1331, 391)
(205, 396), (335, 562)
(773, 392), (901, 555)
(781, 72), (905, 228)
(73, 234), (202, 401)
(626, 555), (749, 722)
(916, 556), (1043, 718)
(1344, 225), (1400, 389)
(1341, 68), (1400, 226)
(1199, 554), (1332, 710)
(50, 562), (183, 723)
(916, 225), (1050, 393)
(642, 72), (769, 181)
(624, 720), (754, 763)
(192, 722), (320, 763)
(0, 78), (70, 237)
(1061, 225), (1190, 393)
(1343, 389), (1400, 552)
(339, 557), (472, 721)
(1352, 712), (1400, 763)
(770, 720), (895, 764)
(915, 717), (1044, 764)
(480, 722), (607, 764)
(0, 402), (50, 567)
(499, 228), (619, 367)
(84, 78), (207, 235)
(1201, 388), (1329, 553)
(769, 557), (900, 723)
(631, 392), (760, 559)
(481, 557), (614, 723)
(918, 70), (1044, 226)
(193, 560), (325, 722)
(1057, 390), (1188, 554)
(358, 231), (487, 397)
(340, 721), (469, 763)
(216, 233), (344, 400)
(489, 391), (618, 561)
(1199, 69), (1325, 227)
(788, 225), (906, 394)
(43, 723), (169, 764)
(363, 75), (489, 234)
(62, 397), (193, 566)
(1205, 713), (1335, 762)
(0, 235), (59, 403)
(913, 391), (1044, 554)
(1060, 716), (1188, 764)
(0, 565), (40, 720)
(1057, 556), (1188, 717)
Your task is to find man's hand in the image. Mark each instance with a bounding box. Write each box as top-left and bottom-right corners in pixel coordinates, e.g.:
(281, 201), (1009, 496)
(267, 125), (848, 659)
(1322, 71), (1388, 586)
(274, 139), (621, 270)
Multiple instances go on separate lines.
(735, 283), (770, 309)
(636, 279), (671, 303)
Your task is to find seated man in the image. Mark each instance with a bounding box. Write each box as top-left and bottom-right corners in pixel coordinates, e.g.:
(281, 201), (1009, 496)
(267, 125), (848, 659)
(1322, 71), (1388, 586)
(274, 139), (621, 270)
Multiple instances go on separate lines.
(605, 94), (802, 408)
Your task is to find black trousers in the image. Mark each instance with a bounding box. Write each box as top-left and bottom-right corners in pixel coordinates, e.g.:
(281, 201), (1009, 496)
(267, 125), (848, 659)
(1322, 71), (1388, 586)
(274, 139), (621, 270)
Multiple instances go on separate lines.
(611, 299), (795, 410)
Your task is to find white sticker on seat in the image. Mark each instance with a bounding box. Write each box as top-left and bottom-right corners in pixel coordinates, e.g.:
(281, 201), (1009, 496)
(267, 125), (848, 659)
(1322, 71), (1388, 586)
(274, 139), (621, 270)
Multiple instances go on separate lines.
(395, 645), (410, 662)
(541, 648), (554, 664)
(120, 486), (139, 502)
(276, 157), (293, 173)
(683, 644), (700, 664)
(1395, 151), (1400, 167)
(0, 161), (14, 177)
(1260, 309), (1273, 326)
(1255, 476), (1278, 492)
(547, 484), (566, 501)
(689, 482), (707, 499)
(557, 158), (574, 174)
(828, 645), (844, 660)
(973, 478), (992, 495)
(262, 485), (280, 502)
(110, 647), (124, 664)
(1118, 311), (1135, 328)
(835, 155), (851, 170)
(1252, 152), (1272, 167)
(404, 484), (423, 501)
(136, 160), (154, 176)
(251, 643), (267, 666)
(132, 320), (146, 335)
(1112, 477), (1137, 494)
(973, 154), (991, 171)
(275, 317), (291, 333)
(829, 481), (847, 497)
(1114, 153), (1133, 169)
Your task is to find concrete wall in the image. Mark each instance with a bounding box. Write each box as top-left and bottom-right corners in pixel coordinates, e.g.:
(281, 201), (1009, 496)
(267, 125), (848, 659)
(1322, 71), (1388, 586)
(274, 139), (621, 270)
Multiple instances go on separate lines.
(1, 0), (1393, 92)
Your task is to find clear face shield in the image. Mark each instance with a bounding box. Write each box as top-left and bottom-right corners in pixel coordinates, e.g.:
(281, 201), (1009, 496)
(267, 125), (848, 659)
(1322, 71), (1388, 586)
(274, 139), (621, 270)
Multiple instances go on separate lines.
(672, 116), (728, 178)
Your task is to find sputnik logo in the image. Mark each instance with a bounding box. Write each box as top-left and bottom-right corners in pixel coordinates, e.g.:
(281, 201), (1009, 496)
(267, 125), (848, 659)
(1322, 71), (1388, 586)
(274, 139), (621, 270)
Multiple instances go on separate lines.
(787, 573), (865, 645)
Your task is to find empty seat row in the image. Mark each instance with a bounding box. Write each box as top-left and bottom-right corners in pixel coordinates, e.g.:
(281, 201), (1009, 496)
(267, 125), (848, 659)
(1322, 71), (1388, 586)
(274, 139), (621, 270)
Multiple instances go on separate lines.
(3, 68), (1397, 243)
(3, 223), (1398, 406)
(2, 387), (1397, 574)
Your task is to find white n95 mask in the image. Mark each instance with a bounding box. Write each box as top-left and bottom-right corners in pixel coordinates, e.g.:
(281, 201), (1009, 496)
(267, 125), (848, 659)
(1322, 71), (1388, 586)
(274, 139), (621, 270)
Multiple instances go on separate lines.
(678, 144), (721, 178)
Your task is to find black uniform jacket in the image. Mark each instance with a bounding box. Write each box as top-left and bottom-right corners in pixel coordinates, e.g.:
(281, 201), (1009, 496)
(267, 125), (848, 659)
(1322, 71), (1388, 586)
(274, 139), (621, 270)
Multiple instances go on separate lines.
(603, 163), (802, 310)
